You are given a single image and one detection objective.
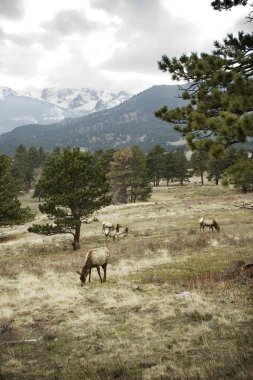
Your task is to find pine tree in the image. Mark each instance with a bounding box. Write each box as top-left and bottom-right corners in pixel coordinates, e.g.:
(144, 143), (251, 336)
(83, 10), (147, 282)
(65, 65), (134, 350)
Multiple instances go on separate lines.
(155, 30), (253, 157)
(211, 0), (249, 11)
(108, 147), (152, 204)
(0, 155), (33, 227)
(162, 152), (177, 186)
(173, 149), (191, 185)
(28, 148), (111, 250)
(129, 146), (152, 203)
(146, 145), (166, 186)
(224, 157), (253, 192)
(190, 150), (209, 185)
(108, 148), (133, 204)
(207, 147), (238, 184)
(11, 145), (28, 190)
(38, 147), (47, 166)
(94, 149), (115, 174)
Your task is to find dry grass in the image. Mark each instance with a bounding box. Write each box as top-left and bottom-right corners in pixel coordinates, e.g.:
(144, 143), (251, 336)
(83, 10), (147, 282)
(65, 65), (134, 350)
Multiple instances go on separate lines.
(0, 184), (253, 379)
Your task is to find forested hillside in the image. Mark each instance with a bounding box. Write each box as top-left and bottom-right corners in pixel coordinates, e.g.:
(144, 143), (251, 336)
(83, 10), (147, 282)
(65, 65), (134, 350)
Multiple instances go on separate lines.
(0, 85), (186, 155)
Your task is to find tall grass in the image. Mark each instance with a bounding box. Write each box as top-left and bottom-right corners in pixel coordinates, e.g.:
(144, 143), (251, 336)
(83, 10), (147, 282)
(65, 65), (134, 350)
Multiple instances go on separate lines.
(0, 184), (252, 379)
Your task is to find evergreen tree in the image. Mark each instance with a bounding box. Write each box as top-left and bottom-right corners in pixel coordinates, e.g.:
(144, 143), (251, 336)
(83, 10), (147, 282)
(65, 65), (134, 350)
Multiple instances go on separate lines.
(146, 145), (166, 186)
(108, 147), (152, 204)
(0, 155), (33, 227)
(211, 0), (249, 11)
(11, 145), (28, 190)
(28, 148), (111, 250)
(11, 145), (46, 190)
(38, 147), (47, 166)
(108, 148), (133, 204)
(207, 147), (238, 184)
(94, 148), (115, 174)
(190, 150), (210, 185)
(129, 146), (152, 203)
(162, 152), (177, 186)
(24, 146), (39, 189)
(155, 29), (253, 157)
(32, 180), (45, 202)
(173, 149), (191, 185)
(224, 157), (253, 192)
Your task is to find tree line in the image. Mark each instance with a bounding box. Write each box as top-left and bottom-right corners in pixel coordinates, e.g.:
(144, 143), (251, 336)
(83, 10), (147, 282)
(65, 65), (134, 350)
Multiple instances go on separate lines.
(1, 143), (253, 240)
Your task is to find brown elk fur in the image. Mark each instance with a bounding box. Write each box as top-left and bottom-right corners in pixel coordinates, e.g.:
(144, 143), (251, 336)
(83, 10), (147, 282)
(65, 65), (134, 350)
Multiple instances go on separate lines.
(77, 247), (110, 285)
(199, 217), (220, 232)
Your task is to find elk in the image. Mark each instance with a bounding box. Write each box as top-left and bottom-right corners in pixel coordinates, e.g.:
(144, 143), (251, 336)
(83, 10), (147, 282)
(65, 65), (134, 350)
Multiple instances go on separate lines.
(116, 226), (129, 239)
(104, 224), (128, 241)
(76, 247), (110, 285)
(199, 217), (220, 232)
(102, 221), (114, 233)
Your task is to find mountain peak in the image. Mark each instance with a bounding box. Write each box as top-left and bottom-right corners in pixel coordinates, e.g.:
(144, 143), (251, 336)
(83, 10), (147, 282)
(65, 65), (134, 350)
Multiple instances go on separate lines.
(0, 84), (187, 155)
(0, 86), (18, 98)
(38, 87), (132, 114)
(0, 86), (132, 134)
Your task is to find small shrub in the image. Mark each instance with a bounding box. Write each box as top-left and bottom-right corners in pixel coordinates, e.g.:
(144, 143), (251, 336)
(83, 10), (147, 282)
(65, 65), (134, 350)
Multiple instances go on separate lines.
(146, 241), (162, 252)
(187, 310), (213, 322)
(168, 232), (209, 251)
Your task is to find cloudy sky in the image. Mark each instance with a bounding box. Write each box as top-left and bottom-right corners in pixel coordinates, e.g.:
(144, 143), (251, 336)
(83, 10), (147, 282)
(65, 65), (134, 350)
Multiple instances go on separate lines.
(0, 0), (251, 94)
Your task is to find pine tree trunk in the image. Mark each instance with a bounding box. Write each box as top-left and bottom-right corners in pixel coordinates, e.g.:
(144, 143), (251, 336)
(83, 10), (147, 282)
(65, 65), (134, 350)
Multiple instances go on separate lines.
(72, 222), (81, 251)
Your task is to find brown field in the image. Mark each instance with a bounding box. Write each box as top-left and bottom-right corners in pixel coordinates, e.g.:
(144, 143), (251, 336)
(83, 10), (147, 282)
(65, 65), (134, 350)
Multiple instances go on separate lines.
(0, 183), (253, 379)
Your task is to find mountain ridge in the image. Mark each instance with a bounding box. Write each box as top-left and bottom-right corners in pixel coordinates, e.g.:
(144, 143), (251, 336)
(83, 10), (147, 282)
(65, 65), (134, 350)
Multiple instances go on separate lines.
(0, 84), (187, 155)
(0, 86), (78, 134)
(0, 86), (132, 134)
(38, 87), (131, 115)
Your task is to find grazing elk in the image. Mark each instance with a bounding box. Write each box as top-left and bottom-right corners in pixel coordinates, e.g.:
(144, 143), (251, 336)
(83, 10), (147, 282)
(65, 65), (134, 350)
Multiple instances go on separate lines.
(102, 221), (114, 233)
(199, 217), (220, 232)
(104, 224), (128, 241)
(76, 247), (110, 285)
(116, 226), (129, 239)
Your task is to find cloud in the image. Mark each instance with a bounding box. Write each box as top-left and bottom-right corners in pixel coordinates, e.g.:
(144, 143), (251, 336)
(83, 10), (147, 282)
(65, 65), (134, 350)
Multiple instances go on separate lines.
(0, 26), (5, 41)
(0, 0), (25, 19)
(0, 0), (250, 93)
(92, 0), (158, 15)
(232, 16), (253, 33)
(41, 9), (97, 36)
(92, 0), (198, 74)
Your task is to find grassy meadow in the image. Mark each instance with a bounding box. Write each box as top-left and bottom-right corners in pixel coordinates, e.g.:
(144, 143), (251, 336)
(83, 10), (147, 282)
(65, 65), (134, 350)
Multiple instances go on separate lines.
(0, 182), (253, 379)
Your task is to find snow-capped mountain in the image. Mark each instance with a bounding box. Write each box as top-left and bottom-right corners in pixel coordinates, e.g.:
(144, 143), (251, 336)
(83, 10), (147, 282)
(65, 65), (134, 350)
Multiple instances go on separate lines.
(0, 86), (78, 135)
(37, 87), (131, 115)
(0, 87), (18, 98)
(0, 86), (132, 135)
(0, 85), (187, 156)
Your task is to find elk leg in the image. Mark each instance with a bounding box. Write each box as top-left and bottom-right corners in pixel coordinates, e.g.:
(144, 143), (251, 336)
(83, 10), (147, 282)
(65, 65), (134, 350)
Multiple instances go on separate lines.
(96, 266), (103, 283)
(102, 264), (107, 282)
(88, 268), (92, 282)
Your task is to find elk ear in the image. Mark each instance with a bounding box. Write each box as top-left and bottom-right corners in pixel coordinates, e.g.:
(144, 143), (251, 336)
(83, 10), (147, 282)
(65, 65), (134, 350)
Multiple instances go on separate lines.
(76, 271), (81, 275)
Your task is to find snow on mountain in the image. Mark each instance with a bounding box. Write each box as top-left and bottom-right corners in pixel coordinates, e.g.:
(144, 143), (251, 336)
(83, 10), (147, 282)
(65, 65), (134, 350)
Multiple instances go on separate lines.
(38, 87), (132, 115)
(0, 85), (187, 156)
(0, 86), (18, 99)
(0, 86), (77, 134)
(0, 86), (131, 135)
